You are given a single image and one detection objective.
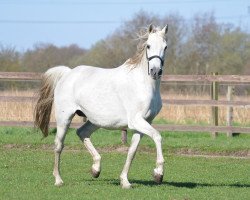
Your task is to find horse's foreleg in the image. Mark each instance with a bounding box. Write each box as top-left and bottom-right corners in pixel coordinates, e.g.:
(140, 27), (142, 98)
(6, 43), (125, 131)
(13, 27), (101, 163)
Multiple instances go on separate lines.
(120, 132), (142, 189)
(76, 121), (100, 178)
(129, 117), (164, 184)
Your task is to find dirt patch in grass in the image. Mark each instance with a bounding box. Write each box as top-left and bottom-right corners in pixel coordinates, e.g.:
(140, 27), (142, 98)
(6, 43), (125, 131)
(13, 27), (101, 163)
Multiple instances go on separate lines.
(173, 148), (250, 159)
(2, 143), (250, 159)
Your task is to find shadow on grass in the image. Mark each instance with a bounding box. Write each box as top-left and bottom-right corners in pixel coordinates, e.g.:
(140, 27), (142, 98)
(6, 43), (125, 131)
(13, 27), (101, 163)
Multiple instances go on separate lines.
(166, 181), (250, 188)
(86, 178), (250, 188)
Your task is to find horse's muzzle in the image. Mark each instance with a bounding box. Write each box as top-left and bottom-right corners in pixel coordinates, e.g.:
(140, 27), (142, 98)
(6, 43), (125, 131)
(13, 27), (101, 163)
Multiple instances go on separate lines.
(150, 67), (162, 80)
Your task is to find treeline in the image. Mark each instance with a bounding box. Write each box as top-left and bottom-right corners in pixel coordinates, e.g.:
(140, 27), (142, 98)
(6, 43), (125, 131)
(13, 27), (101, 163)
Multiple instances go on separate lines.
(1, 11), (250, 76)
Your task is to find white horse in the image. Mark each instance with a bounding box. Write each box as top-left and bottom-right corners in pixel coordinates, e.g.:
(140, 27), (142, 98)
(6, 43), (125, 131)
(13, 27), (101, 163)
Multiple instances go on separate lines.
(34, 24), (168, 189)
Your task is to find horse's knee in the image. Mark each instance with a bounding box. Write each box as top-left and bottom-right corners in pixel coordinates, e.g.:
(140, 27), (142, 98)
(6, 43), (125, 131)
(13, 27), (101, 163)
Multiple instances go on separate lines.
(54, 138), (64, 153)
(54, 144), (64, 153)
(153, 133), (162, 143)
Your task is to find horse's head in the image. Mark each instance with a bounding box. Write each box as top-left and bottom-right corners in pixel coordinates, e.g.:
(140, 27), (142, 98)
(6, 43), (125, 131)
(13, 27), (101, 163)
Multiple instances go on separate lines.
(146, 24), (168, 80)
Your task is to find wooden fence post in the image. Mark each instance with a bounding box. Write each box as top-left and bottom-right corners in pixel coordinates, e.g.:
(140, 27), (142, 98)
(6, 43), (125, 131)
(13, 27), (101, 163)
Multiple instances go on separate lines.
(210, 72), (219, 138)
(226, 86), (234, 137)
(121, 129), (127, 144)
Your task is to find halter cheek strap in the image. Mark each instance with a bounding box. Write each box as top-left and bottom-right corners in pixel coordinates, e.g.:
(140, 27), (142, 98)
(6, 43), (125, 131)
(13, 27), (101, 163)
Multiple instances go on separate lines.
(146, 50), (164, 75)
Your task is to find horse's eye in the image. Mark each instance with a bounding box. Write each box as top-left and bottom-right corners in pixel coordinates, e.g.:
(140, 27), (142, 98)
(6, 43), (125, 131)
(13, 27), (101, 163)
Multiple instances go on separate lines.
(164, 46), (168, 51)
(147, 45), (150, 49)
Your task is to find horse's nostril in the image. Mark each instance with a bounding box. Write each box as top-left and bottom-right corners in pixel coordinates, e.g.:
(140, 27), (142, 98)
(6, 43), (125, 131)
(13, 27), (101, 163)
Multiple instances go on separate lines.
(158, 69), (162, 75)
(151, 68), (157, 76)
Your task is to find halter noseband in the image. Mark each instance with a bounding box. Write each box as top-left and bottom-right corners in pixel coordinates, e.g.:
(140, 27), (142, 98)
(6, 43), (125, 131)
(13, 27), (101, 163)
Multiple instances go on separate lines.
(146, 50), (164, 75)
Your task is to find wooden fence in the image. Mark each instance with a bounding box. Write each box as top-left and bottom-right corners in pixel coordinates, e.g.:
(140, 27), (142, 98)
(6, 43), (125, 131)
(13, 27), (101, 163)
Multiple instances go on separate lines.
(0, 72), (250, 140)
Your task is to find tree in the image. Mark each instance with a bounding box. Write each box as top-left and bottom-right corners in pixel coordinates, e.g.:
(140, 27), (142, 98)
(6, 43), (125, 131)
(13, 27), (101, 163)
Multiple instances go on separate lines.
(161, 13), (187, 74)
(212, 27), (250, 74)
(0, 44), (20, 72)
(178, 13), (221, 75)
(21, 43), (86, 72)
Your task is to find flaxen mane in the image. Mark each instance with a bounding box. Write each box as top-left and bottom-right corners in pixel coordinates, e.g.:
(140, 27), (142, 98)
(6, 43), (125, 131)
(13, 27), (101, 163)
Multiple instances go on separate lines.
(126, 28), (149, 66)
(126, 26), (163, 67)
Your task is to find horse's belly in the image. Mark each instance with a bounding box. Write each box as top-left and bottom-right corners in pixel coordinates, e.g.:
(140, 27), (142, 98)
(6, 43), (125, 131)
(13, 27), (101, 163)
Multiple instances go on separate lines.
(79, 100), (128, 129)
(87, 112), (128, 129)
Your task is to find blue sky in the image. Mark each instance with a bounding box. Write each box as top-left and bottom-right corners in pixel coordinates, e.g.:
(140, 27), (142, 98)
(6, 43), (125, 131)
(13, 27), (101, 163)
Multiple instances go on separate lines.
(0, 0), (249, 51)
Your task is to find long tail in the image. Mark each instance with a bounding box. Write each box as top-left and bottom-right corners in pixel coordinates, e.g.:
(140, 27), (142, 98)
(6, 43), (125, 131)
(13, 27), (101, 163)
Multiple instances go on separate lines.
(34, 66), (71, 137)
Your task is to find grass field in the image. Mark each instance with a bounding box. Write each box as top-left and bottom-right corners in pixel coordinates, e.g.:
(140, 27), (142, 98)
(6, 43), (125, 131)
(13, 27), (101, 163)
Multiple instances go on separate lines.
(0, 127), (250, 200)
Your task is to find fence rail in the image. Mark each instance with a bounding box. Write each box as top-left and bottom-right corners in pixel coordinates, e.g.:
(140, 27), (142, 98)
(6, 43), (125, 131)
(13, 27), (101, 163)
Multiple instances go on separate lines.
(162, 99), (250, 108)
(161, 75), (250, 83)
(1, 72), (250, 82)
(0, 72), (250, 136)
(0, 96), (249, 108)
(0, 72), (41, 80)
(0, 96), (37, 102)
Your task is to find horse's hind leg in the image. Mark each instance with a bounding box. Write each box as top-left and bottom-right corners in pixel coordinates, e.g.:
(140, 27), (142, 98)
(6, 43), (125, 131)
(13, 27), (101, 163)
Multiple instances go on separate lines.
(76, 121), (100, 178)
(53, 125), (67, 186)
(53, 107), (75, 186)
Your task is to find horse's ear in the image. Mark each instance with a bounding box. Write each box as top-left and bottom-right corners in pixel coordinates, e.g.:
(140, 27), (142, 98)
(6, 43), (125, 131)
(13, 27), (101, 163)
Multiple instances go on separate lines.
(162, 25), (168, 35)
(148, 24), (154, 33)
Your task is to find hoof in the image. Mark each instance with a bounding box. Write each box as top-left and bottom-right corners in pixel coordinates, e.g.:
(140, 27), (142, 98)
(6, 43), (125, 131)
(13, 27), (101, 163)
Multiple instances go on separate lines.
(121, 183), (132, 189)
(91, 168), (100, 178)
(153, 173), (163, 184)
(54, 180), (64, 187)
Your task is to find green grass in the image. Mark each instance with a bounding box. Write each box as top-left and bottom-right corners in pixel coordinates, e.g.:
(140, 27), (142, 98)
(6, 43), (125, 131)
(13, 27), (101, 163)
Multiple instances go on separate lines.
(1, 127), (250, 154)
(1, 149), (250, 200)
(0, 127), (250, 199)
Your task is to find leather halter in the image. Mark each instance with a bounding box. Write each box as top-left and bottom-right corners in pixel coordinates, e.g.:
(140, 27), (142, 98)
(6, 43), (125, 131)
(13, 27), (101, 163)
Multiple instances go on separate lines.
(146, 49), (164, 75)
